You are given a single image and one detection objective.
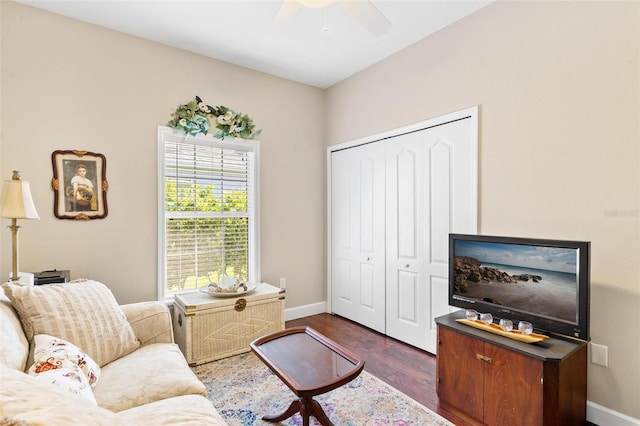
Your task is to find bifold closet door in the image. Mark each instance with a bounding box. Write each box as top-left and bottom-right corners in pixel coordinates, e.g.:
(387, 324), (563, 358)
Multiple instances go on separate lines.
(330, 142), (386, 333)
(386, 117), (477, 354)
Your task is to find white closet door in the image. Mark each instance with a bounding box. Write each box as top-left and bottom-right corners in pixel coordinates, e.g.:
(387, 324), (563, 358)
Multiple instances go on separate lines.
(330, 142), (386, 333)
(386, 117), (477, 354)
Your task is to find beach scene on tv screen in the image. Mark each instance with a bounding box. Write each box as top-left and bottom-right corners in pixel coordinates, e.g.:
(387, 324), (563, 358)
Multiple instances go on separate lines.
(453, 240), (578, 323)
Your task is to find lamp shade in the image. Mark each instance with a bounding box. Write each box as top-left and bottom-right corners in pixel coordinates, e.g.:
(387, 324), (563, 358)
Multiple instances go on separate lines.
(0, 171), (40, 220)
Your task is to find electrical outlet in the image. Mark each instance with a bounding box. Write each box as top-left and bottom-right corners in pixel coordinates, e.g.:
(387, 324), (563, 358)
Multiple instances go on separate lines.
(590, 343), (608, 367)
(279, 277), (286, 289)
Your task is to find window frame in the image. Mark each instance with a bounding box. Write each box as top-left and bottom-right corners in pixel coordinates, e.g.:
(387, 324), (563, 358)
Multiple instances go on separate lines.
(157, 126), (260, 303)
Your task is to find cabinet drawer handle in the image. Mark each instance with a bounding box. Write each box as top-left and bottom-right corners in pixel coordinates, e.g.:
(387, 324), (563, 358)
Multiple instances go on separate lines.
(476, 353), (492, 364)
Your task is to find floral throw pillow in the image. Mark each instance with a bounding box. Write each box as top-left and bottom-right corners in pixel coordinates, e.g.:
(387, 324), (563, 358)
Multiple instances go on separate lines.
(27, 334), (100, 404)
(29, 334), (100, 388)
(28, 362), (97, 404)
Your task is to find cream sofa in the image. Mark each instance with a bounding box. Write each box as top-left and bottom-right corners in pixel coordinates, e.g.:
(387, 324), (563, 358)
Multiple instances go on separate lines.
(0, 280), (227, 425)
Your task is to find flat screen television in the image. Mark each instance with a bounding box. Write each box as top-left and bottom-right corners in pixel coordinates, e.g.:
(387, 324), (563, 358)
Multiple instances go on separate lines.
(449, 233), (590, 342)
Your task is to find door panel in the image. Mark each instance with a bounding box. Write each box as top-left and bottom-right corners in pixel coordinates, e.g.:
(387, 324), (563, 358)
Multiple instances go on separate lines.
(386, 132), (426, 344)
(359, 157), (375, 252)
(436, 327), (484, 421)
(336, 259), (352, 302)
(387, 117), (477, 353)
(360, 263), (375, 309)
(397, 148), (417, 258)
(483, 343), (544, 426)
(429, 141), (452, 264)
(397, 270), (418, 323)
(330, 143), (386, 333)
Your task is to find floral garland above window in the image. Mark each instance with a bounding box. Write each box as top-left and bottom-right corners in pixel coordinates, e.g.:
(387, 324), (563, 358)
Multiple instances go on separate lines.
(167, 96), (262, 140)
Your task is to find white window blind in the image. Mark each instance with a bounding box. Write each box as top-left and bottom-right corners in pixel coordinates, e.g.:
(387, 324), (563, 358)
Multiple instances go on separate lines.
(158, 127), (258, 300)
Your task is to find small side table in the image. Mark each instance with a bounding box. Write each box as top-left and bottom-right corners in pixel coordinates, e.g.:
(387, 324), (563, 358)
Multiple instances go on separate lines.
(250, 326), (365, 426)
(173, 283), (285, 365)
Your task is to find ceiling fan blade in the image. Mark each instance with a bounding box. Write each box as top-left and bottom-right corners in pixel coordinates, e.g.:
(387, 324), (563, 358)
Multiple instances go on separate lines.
(338, 0), (391, 36)
(273, 1), (302, 31)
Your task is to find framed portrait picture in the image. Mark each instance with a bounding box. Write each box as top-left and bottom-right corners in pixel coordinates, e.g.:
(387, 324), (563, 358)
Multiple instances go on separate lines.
(51, 150), (108, 220)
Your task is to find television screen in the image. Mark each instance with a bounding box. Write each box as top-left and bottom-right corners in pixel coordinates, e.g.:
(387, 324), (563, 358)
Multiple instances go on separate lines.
(449, 234), (590, 341)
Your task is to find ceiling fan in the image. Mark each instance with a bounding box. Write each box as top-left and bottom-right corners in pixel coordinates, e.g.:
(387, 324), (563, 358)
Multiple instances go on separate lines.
(274, 0), (392, 36)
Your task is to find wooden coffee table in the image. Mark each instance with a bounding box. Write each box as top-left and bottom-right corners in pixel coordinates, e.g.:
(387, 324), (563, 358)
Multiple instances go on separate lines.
(250, 326), (365, 426)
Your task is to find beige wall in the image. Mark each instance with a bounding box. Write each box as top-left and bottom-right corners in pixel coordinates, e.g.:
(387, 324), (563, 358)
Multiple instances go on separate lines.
(0, 1), (326, 309)
(326, 0), (640, 420)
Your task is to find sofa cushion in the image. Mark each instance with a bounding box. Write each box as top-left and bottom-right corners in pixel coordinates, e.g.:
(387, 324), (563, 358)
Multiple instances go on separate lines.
(93, 342), (206, 412)
(29, 334), (100, 388)
(121, 301), (174, 345)
(0, 365), (119, 425)
(116, 394), (227, 425)
(0, 288), (29, 371)
(2, 279), (140, 367)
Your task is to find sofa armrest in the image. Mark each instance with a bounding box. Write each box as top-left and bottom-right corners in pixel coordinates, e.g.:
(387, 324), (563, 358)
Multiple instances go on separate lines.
(120, 301), (174, 346)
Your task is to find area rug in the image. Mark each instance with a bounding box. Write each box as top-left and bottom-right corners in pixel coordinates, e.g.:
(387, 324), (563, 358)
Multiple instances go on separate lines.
(193, 352), (455, 426)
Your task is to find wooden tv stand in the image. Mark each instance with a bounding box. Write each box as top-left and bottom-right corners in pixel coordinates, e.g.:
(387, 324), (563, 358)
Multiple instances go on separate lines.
(435, 312), (587, 426)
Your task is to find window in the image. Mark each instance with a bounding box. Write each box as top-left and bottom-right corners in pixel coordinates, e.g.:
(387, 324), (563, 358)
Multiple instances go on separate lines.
(158, 126), (259, 302)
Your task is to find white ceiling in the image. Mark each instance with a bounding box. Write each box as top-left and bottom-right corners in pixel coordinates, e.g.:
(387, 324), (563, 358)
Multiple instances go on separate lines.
(18, 0), (493, 89)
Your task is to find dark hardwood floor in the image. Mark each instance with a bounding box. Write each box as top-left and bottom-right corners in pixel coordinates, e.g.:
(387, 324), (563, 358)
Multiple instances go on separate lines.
(286, 313), (475, 426)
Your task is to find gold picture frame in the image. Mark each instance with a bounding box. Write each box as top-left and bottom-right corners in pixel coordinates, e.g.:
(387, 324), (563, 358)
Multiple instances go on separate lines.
(51, 150), (108, 220)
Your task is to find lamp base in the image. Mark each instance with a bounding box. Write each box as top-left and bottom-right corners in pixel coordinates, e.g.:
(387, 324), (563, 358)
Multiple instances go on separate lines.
(8, 271), (34, 286)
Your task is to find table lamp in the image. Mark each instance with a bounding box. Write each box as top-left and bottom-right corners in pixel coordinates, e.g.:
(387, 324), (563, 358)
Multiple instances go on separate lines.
(0, 171), (39, 283)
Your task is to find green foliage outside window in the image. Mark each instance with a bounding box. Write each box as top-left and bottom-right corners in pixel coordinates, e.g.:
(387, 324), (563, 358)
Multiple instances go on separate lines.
(164, 179), (249, 292)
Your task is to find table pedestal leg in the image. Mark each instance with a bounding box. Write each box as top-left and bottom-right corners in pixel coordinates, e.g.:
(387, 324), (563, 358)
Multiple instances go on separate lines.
(262, 397), (333, 426)
(305, 398), (332, 426)
(262, 399), (300, 422)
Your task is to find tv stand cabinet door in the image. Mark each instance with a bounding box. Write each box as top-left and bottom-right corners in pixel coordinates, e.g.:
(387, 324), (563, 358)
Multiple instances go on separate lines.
(436, 327), (484, 421)
(483, 342), (544, 426)
(436, 314), (587, 426)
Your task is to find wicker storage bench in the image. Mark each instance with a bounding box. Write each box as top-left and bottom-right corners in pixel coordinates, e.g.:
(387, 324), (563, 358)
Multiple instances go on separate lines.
(173, 283), (285, 366)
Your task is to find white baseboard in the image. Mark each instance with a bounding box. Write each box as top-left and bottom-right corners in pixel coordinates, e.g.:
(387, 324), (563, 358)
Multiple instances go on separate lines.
(284, 301), (327, 321)
(588, 401), (640, 426)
